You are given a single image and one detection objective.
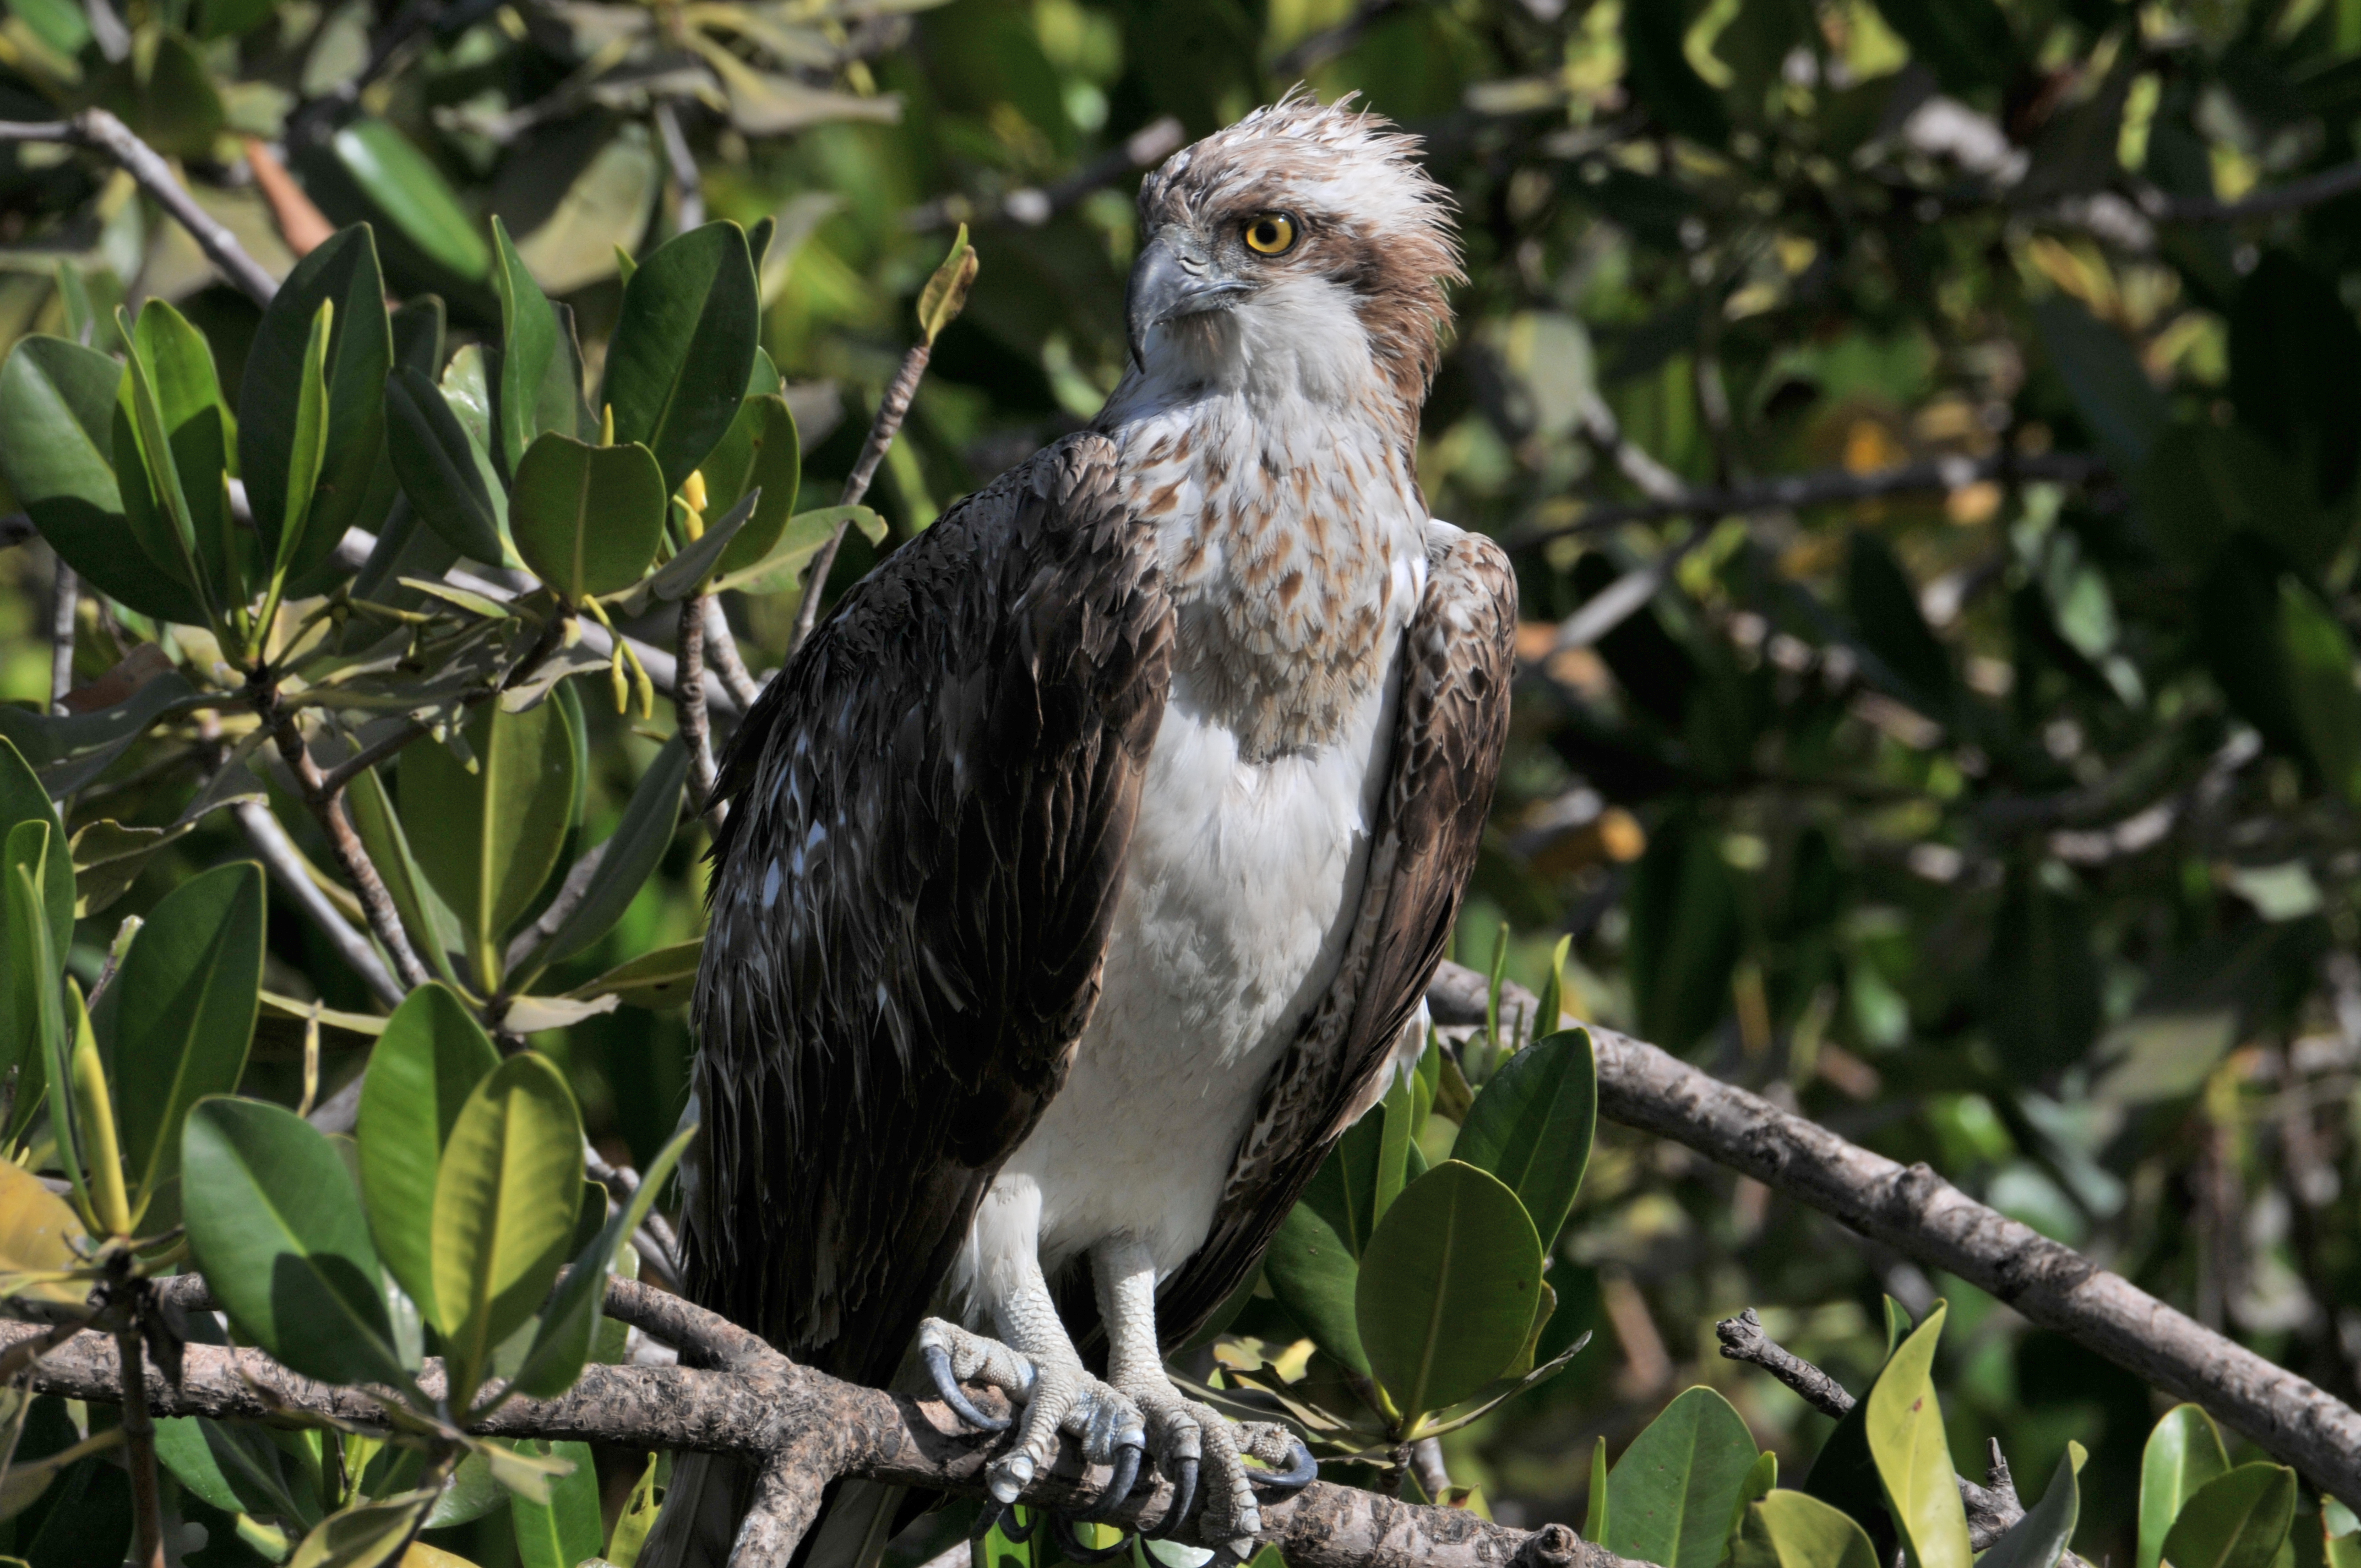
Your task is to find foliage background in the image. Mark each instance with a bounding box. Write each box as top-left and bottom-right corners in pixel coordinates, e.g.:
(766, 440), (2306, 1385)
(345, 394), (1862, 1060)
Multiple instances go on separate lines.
(6, 0), (2361, 1562)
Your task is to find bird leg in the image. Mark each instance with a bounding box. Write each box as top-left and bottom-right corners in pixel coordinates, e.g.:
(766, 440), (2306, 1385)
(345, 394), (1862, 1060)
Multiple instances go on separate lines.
(1093, 1237), (1316, 1562)
(916, 1248), (1147, 1520)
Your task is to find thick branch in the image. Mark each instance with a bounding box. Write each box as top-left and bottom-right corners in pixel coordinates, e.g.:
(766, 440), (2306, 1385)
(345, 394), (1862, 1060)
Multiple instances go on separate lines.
(9, 1310), (1636, 1568)
(1424, 963), (2361, 1511)
(788, 345), (932, 656)
(0, 112), (278, 304)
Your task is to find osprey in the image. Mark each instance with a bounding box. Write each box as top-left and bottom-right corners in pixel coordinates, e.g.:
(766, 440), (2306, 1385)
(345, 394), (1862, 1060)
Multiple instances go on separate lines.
(649, 94), (1516, 1568)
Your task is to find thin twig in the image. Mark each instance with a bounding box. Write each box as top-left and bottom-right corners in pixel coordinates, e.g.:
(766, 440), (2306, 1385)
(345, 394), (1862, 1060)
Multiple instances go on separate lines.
(233, 798), (403, 1009)
(2151, 160), (2361, 223)
(263, 709), (432, 990)
(787, 345), (932, 656)
(586, 1153), (685, 1290)
(703, 596), (764, 709)
(654, 100), (706, 231)
(116, 1320), (166, 1568)
(1713, 1309), (2081, 1558)
(1504, 450), (2112, 551)
(0, 112), (278, 305)
(674, 595), (723, 829)
(48, 563), (75, 715)
(1273, 0), (1405, 75)
(904, 117), (1185, 231)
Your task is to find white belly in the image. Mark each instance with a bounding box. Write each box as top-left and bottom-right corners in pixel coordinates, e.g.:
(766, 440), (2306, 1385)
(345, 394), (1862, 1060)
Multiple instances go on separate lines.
(954, 643), (1403, 1308)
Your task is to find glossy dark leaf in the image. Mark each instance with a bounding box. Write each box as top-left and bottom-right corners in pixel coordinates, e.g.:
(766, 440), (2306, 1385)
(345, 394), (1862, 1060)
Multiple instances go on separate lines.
(238, 226), (393, 584)
(1604, 1387), (1760, 1568)
(1354, 1159), (1542, 1420)
(107, 862), (264, 1222)
(331, 120), (491, 282)
(510, 433), (668, 600)
(385, 365), (508, 565)
(356, 981), (501, 1328)
(1451, 1026), (1596, 1245)
(181, 1096), (410, 1389)
(2139, 1406), (2231, 1568)
(2035, 296), (2167, 470)
(598, 222), (760, 494)
(524, 735), (688, 972)
(2161, 1464), (2298, 1568)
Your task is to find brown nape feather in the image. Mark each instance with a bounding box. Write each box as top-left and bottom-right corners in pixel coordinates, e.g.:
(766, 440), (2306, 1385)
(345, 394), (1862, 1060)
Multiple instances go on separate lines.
(1134, 90), (1464, 412)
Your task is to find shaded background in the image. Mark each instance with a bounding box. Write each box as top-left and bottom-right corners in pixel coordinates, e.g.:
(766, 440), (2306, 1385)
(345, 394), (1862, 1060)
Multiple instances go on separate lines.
(5, 0), (2361, 1561)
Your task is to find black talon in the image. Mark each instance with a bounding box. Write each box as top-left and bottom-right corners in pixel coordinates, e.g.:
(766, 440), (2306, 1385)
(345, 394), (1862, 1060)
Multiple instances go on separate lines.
(924, 1343), (1011, 1433)
(1049, 1511), (1134, 1564)
(1079, 1439), (1145, 1521)
(1245, 1436), (1318, 1495)
(1141, 1456), (1198, 1539)
(994, 1504), (1038, 1543)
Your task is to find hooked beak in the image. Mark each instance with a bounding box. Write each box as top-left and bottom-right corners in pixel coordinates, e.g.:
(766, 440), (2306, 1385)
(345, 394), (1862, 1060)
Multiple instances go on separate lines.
(1125, 230), (1249, 367)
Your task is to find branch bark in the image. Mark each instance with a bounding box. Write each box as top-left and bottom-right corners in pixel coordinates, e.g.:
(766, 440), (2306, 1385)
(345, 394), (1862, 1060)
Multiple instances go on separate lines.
(788, 345), (932, 657)
(676, 594), (723, 827)
(9, 1294), (1638, 1568)
(0, 111), (279, 304)
(1424, 962), (2361, 1512)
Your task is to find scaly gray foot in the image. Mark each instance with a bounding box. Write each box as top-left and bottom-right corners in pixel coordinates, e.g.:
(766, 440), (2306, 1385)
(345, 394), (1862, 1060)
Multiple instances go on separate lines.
(917, 1318), (1148, 1514)
(1117, 1369), (1316, 1559)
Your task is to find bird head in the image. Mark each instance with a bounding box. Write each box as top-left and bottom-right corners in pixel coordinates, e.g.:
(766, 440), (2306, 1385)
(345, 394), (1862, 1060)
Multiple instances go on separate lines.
(1123, 92), (1462, 416)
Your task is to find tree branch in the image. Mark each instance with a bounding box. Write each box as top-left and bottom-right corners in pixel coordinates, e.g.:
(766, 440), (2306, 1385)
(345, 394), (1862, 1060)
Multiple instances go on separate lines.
(232, 797), (403, 1010)
(904, 117), (1185, 232)
(0, 111), (279, 305)
(1713, 1309), (2053, 1555)
(654, 101), (706, 232)
(676, 594), (723, 827)
(1500, 451), (2113, 553)
(789, 345), (932, 657)
(48, 563), (75, 715)
(1424, 962), (2361, 1512)
(9, 1298), (1639, 1568)
(703, 597), (764, 709)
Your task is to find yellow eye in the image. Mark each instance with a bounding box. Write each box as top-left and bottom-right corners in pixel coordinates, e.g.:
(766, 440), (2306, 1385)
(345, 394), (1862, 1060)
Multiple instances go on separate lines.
(1243, 213), (1297, 255)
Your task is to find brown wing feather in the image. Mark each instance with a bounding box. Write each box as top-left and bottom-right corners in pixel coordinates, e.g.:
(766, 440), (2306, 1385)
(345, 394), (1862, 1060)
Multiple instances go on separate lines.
(685, 432), (1173, 1383)
(1153, 522), (1517, 1347)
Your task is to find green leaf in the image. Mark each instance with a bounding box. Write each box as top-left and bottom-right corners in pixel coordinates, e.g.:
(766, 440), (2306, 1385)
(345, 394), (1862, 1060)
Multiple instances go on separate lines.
(345, 763), (466, 989)
(642, 487), (760, 604)
(399, 698), (580, 989)
(0, 668), (200, 799)
(1868, 0), (2016, 94)
(567, 938), (701, 1010)
(392, 295), (446, 379)
(1262, 1185), (1370, 1377)
(386, 365), (509, 565)
(285, 1491), (436, 1568)
(510, 1120), (694, 1398)
(181, 1096), (410, 1388)
(490, 216), (580, 474)
(2140, 1406), (2232, 1568)
(2278, 578), (2361, 805)
(597, 222), (760, 494)
(1375, 1066), (1415, 1223)
(1848, 530), (1954, 714)
(0, 337), (202, 623)
(1354, 1159), (1543, 1422)
(0, 1158), (89, 1303)
(1587, 1436), (1610, 1543)
(509, 1441), (601, 1568)
(238, 226), (393, 584)
(1733, 1491), (1882, 1568)
(510, 434), (668, 600)
(1982, 859), (2101, 1077)
(2162, 1465), (2298, 1568)
(706, 504), (885, 597)
(331, 121), (491, 282)
(107, 862), (264, 1221)
(356, 982), (501, 1327)
(1603, 1387), (1760, 1568)
(916, 224), (980, 347)
(1619, 1), (1728, 145)
(429, 1053), (584, 1409)
(700, 395), (801, 575)
(95, 30), (224, 159)
(1980, 1444), (2085, 1568)
(1626, 807), (1741, 1053)
(2139, 427), (2331, 580)
(608, 1454), (662, 1568)
(2034, 297), (2167, 470)
(13, 857), (73, 1221)
(273, 300), (337, 581)
(154, 1417), (313, 1527)
(0, 734), (75, 968)
(113, 314), (211, 618)
(1865, 1302), (1970, 1568)
(125, 299), (242, 610)
(521, 736), (688, 974)
(1451, 1026), (1596, 1246)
